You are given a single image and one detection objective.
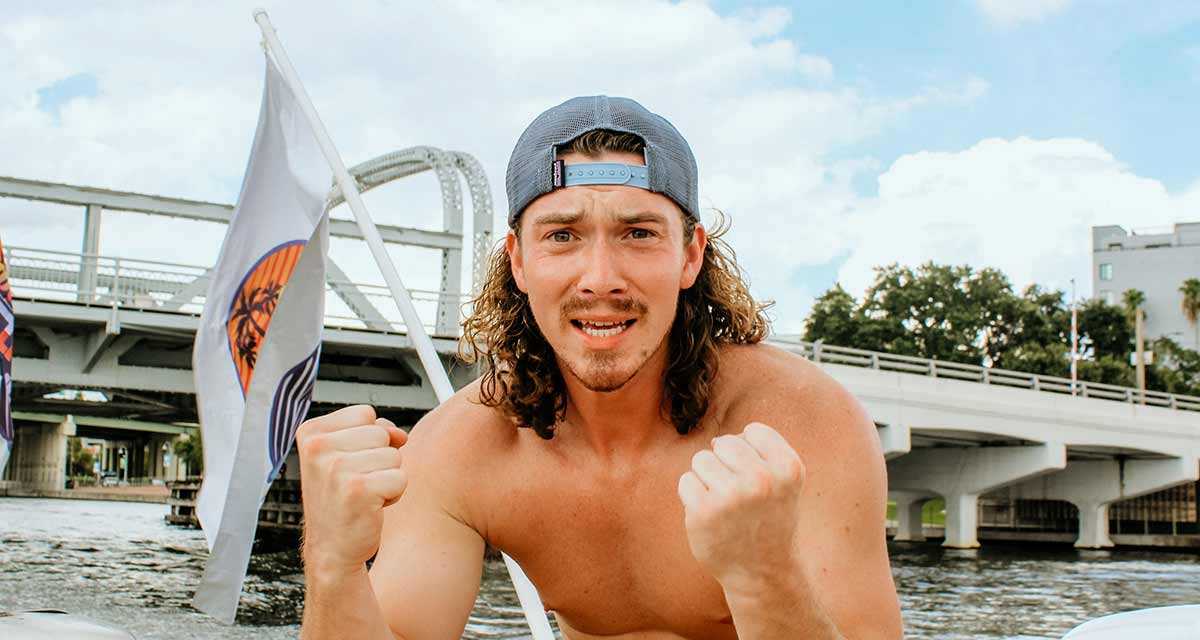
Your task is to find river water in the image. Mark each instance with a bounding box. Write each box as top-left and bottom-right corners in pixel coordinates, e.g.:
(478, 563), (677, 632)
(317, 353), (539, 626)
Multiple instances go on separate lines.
(1, 497), (1199, 639)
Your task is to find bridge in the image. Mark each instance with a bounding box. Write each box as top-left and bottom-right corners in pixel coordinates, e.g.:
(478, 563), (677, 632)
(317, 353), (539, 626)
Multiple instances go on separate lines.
(0, 146), (491, 489)
(4, 169), (1200, 551)
(771, 339), (1200, 549)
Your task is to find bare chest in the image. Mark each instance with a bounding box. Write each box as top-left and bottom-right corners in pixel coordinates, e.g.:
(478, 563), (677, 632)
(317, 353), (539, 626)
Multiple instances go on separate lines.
(480, 446), (736, 639)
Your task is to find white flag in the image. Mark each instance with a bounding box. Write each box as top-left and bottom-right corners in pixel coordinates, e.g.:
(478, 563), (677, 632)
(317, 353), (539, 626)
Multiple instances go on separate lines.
(191, 53), (330, 624)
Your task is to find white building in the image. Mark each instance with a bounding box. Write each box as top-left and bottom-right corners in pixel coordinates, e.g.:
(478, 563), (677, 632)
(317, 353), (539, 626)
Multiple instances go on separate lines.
(1092, 222), (1200, 351)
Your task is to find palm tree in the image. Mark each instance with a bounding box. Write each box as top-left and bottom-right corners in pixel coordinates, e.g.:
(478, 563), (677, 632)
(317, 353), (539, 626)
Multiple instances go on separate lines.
(1122, 288), (1146, 324)
(1181, 278), (1200, 349)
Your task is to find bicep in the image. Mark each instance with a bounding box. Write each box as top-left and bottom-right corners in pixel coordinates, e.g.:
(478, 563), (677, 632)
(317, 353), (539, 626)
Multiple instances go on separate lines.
(797, 401), (902, 639)
(369, 470), (485, 640)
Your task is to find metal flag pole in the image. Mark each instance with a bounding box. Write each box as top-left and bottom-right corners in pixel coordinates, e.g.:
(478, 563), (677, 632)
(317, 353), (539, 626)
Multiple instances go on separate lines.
(252, 10), (555, 639)
(1070, 278), (1078, 395)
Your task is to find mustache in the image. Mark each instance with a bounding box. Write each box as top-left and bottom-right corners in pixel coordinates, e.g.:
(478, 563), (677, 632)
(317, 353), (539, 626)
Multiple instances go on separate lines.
(560, 296), (648, 321)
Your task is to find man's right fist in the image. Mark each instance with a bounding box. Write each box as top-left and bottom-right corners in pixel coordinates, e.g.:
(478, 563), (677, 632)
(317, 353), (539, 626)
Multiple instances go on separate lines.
(296, 404), (409, 577)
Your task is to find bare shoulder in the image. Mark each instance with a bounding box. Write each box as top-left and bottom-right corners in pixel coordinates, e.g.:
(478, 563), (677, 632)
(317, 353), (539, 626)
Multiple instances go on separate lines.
(405, 377), (516, 460)
(400, 378), (517, 525)
(715, 343), (882, 465)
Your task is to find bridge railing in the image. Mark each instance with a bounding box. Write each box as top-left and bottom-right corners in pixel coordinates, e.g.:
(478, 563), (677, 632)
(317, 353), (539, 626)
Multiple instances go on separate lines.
(4, 245), (470, 336)
(767, 337), (1200, 413)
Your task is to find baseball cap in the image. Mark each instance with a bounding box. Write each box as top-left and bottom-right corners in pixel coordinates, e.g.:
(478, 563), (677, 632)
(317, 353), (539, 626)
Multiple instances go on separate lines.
(505, 95), (699, 228)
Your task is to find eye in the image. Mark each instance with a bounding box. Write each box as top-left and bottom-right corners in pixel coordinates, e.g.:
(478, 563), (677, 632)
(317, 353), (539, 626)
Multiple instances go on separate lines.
(549, 230), (573, 243)
(628, 228), (656, 240)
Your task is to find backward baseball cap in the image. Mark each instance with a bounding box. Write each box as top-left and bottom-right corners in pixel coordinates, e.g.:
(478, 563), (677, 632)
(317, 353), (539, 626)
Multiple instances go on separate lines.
(505, 95), (700, 228)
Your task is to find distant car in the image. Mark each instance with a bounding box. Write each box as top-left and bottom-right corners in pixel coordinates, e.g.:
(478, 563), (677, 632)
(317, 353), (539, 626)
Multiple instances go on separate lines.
(100, 473), (119, 487)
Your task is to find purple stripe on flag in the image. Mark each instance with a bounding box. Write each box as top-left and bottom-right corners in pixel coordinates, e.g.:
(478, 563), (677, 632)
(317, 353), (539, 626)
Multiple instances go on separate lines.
(0, 294), (12, 444)
(267, 346), (320, 482)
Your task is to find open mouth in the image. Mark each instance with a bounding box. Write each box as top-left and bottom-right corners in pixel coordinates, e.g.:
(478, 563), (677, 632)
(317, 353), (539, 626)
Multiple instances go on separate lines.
(571, 319), (636, 338)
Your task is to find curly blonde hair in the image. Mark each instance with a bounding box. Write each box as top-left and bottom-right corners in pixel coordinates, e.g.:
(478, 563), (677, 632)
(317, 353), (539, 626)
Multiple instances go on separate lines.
(460, 130), (771, 439)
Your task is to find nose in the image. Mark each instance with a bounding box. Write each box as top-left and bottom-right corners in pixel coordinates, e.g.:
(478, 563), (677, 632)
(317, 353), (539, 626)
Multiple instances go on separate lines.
(576, 238), (627, 297)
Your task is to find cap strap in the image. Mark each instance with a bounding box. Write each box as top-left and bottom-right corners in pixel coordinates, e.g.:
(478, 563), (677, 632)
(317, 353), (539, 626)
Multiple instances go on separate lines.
(551, 161), (650, 190)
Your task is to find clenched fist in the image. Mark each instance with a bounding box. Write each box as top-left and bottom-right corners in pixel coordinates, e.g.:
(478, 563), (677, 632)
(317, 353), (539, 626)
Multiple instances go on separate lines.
(677, 422), (807, 592)
(296, 404), (409, 577)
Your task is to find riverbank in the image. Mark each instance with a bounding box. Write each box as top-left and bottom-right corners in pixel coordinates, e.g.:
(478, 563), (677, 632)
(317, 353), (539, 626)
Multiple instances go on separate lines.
(0, 483), (169, 504)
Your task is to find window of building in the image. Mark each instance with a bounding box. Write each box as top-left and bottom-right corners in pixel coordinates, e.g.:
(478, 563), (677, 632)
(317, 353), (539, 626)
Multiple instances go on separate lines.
(1099, 263), (1113, 281)
(1100, 290), (1114, 305)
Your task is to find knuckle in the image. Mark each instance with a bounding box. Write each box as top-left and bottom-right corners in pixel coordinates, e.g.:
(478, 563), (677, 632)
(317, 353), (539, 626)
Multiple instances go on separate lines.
(299, 433), (326, 457)
(347, 404), (378, 425)
(343, 474), (368, 499)
(782, 457), (805, 484)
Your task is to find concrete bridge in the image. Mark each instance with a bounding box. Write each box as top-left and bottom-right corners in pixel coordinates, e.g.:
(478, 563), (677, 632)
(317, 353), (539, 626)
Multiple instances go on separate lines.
(771, 339), (1200, 549)
(0, 148), (490, 489)
(4, 173), (1199, 551)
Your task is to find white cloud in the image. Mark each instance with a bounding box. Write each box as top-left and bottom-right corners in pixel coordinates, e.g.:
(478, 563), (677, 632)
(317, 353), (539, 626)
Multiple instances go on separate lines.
(830, 137), (1192, 323)
(977, 0), (1072, 26)
(0, 1), (1063, 339)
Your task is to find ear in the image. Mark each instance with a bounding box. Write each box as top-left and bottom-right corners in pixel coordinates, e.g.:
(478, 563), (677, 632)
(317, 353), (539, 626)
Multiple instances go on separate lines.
(506, 231), (529, 293)
(680, 223), (707, 290)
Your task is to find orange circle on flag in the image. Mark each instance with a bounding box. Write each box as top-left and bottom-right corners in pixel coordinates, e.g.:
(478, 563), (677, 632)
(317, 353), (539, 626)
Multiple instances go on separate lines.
(225, 241), (305, 394)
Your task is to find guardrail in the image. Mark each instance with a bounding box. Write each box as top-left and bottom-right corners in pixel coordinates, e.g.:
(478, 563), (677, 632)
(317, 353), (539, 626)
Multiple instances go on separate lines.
(4, 245), (470, 336)
(767, 337), (1200, 412)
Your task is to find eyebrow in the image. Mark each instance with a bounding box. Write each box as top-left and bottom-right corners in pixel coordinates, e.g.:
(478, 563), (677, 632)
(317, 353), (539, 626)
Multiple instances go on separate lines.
(616, 211), (669, 225)
(530, 211), (584, 227)
(529, 210), (670, 227)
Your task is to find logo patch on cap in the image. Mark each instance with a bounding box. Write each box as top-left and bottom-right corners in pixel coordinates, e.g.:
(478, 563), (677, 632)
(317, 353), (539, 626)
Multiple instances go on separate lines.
(552, 160), (565, 189)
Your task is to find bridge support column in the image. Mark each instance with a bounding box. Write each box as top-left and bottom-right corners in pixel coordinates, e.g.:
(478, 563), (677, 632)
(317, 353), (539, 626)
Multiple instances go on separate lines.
(888, 442), (1066, 548)
(11, 416), (76, 491)
(1076, 501), (1112, 549)
(891, 490), (932, 541)
(876, 423), (911, 460)
(1009, 457), (1199, 549)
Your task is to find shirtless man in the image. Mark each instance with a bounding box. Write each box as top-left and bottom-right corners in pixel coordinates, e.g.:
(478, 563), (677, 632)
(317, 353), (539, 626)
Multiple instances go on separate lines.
(297, 96), (903, 639)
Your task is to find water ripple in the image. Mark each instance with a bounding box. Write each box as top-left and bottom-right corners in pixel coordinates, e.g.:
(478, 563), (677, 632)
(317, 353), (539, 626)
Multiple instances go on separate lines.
(3, 498), (1200, 639)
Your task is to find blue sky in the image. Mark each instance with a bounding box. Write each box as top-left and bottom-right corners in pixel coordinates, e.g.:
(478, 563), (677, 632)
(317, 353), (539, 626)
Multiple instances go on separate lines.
(722, 0), (1200, 193)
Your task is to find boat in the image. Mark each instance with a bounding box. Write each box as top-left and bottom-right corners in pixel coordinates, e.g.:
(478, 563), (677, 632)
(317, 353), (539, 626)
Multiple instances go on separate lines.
(0, 610), (135, 639)
(1061, 604), (1200, 639)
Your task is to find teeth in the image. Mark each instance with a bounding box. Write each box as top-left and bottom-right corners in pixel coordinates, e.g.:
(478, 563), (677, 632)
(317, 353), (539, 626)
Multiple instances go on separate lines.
(580, 321), (628, 337)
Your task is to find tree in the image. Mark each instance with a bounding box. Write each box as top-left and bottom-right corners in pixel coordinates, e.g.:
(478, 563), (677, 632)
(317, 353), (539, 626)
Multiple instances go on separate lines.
(1122, 288), (1146, 323)
(1180, 278), (1200, 349)
(856, 262), (1017, 364)
(802, 284), (864, 348)
(173, 431), (203, 477)
(1077, 299), (1132, 361)
(988, 285), (1069, 373)
(68, 438), (95, 478)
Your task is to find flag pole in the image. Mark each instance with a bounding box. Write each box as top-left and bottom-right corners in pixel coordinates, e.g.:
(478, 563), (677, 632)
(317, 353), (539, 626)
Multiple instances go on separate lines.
(251, 10), (555, 639)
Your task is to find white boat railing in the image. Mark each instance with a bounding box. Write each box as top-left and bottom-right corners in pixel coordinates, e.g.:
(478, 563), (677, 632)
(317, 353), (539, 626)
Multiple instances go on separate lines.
(767, 336), (1200, 413)
(4, 244), (470, 336)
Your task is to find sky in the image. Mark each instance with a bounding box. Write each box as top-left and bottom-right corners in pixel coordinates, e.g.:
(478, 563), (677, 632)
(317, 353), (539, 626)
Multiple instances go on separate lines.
(3, 0), (1199, 333)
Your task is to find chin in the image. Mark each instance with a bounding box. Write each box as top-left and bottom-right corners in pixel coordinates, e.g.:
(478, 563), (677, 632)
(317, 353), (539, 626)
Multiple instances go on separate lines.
(564, 353), (640, 392)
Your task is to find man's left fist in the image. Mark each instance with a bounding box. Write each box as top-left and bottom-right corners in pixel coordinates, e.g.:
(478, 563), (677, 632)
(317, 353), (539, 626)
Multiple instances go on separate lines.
(677, 422), (807, 590)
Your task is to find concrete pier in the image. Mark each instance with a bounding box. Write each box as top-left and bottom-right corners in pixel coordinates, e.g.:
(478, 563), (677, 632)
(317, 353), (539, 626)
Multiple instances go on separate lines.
(888, 443), (1067, 548)
(1008, 457), (1200, 548)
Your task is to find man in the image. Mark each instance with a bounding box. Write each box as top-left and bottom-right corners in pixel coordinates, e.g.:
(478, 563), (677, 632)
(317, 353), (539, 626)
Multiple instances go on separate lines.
(297, 96), (902, 639)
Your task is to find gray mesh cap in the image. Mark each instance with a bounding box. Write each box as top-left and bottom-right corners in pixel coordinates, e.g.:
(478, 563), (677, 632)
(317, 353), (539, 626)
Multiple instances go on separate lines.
(505, 95), (699, 227)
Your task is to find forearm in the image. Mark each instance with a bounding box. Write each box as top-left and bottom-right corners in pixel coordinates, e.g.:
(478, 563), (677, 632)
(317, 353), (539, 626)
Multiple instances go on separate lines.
(301, 561), (399, 640)
(723, 566), (844, 640)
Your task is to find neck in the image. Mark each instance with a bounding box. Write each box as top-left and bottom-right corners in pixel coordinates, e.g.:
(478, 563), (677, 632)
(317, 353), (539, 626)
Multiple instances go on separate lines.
(559, 338), (673, 460)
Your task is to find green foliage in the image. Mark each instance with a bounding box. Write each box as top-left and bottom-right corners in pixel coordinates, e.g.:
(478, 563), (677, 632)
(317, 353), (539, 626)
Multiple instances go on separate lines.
(802, 284), (864, 348)
(68, 438), (95, 477)
(173, 432), (203, 476)
(803, 261), (1200, 396)
(1077, 299), (1132, 360)
(1180, 278), (1200, 346)
(1122, 288), (1147, 321)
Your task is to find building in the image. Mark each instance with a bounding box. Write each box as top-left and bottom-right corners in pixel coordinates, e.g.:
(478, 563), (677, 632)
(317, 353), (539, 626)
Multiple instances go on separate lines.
(1092, 222), (1200, 351)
